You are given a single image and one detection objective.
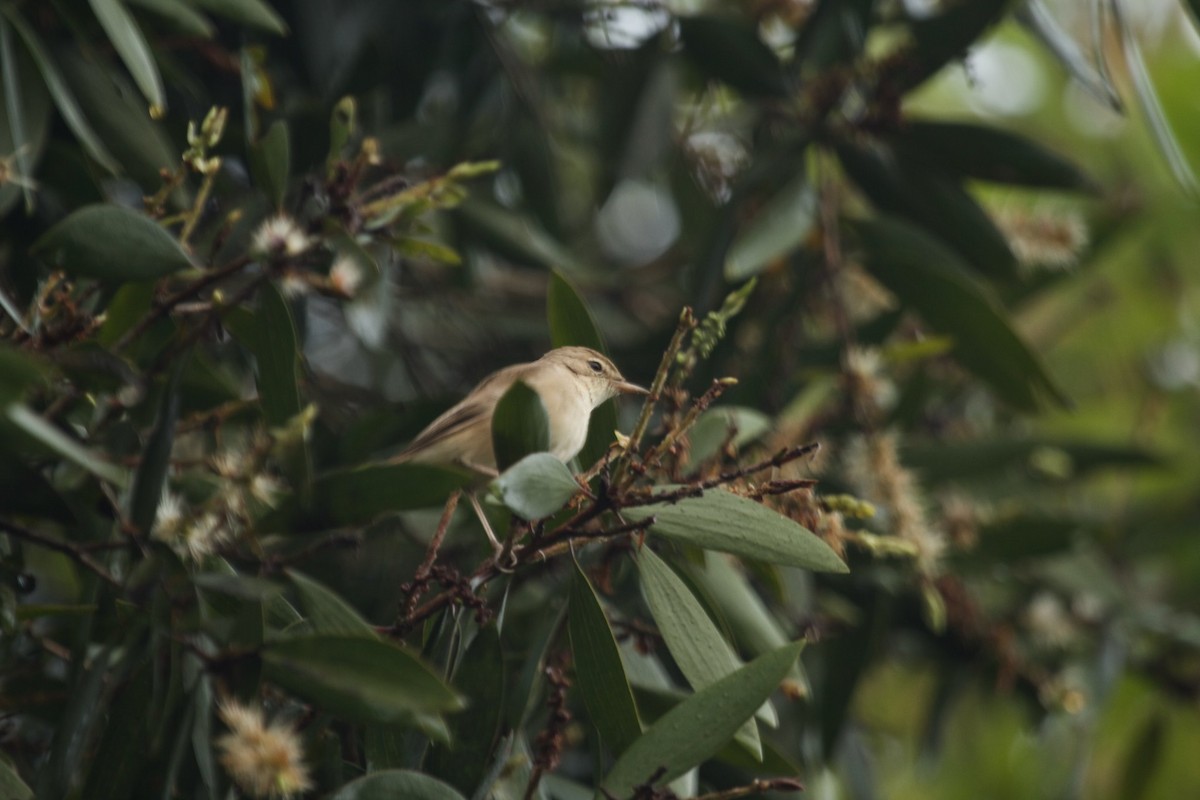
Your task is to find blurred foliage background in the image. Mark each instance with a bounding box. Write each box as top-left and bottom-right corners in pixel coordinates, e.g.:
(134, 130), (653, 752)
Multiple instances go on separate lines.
(3, 0), (1200, 798)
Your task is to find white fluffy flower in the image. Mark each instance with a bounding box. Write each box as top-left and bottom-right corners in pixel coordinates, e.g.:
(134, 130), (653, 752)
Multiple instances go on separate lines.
(252, 215), (311, 259)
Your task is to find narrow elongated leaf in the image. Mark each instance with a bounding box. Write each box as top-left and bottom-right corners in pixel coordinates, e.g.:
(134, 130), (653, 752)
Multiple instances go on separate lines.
(426, 627), (505, 794)
(225, 283), (301, 427)
(190, 0), (287, 34)
(0, 15), (35, 213)
(491, 380), (549, 471)
(836, 141), (1016, 280)
(853, 215), (1068, 411)
(568, 559), (643, 755)
(250, 119), (290, 208)
(286, 570), (376, 637)
(678, 15), (787, 98)
(33, 204), (191, 281)
(894, 0), (1010, 91)
(623, 488), (847, 573)
(1017, 0), (1122, 111)
(88, 0), (165, 110)
(902, 437), (1161, 484)
(5, 403), (129, 486)
(0, 345), (50, 405)
(546, 270), (617, 466)
(128, 359), (183, 532)
(600, 641), (804, 798)
(0, 9), (120, 172)
(725, 174), (817, 280)
(125, 0), (214, 36)
(637, 548), (773, 756)
(262, 463), (475, 532)
(793, 0), (876, 72)
(0, 761), (31, 800)
(494, 453), (581, 521)
(895, 121), (1096, 191)
(330, 771), (466, 800)
(262, 635), (463, 724)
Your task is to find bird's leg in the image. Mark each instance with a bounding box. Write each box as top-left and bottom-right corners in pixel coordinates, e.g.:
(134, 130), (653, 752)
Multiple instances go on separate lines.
(467, 492), (517, 572)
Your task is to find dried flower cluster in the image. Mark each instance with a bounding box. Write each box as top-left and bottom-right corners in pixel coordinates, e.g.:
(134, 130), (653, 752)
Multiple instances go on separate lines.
(215, 700), (312, 798)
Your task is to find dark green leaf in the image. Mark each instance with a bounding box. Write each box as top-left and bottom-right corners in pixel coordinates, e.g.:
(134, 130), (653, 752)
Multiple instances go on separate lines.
(546, 270), (616, 467)
(458, 198), (590, 273)
(678, 15), (787, 98)
(263, 462), (475, 532)
(80, 663), (153, 800)
(895, 120), (1096, 191)
(88, 0), (165, 110)
(0, 345), (50, 405)
(262, 635), (463, 724)
(853, 215), (1068, 411)
(190, 0), (287, 34)
(426, 627), (505, 794)
(0, 9), (120, 172)
(836, 140), (1016, 279)
(725, 173), (816, 280)
(793, 0), (876, 72)
(491, 380), (549, 472)
(0, 459), (74, 522)
(1118, 713), (1165, 800)
(893, 0), (1011, 92)
(329, 770), (466, 800)
(902, 437), (1161, 484)
(623, 488), (847, 572)
(125, 0), (214, 37)
(600, 641), (803, 797)
(286, 569), (377, 637)
(0, 15), (39, 214)
(250, 119), (290, 209)
(225, 283), (301, 427)
(128, 358), (184, 532)
(494, 453), (581, 521)
(636, 547), (772, 755)
(685, 406), (771, 468)
(568, 558), (642, 755)
(33, 204), (191, 281)
(5, 403), (129, 486)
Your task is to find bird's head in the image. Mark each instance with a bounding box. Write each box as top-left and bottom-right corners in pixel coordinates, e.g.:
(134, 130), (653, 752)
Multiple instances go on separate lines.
(540, 346), (648, 408)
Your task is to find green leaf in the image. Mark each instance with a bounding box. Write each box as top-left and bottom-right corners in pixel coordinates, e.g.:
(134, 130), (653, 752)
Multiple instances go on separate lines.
(0, 345), (50, 405)
(793, 0), (876, 72)
(0, 459), (74, 522)
(124, 0), (214, 36)
(80, 663), (154, 800)
(426, 627), (505, 794)
(88, 0), (165, 111)
(895, 120), (1096, 192)
(685, 406), (771, 468)
(1111, 0), (1199, 199)
(5, 403), (129, 486)
(836, 140), (1016, 280)
(128, 358), (183, 532)
(491, 380), (550, 472)
(546, 270), (617, 467)
(225, 283), (301, 427)
(678, 15), (787, 98)
(568, 559), (643, 755)
(0, 760), (32, 800)
(262, 635), (463, 724)
(0, 9), (120, 173)
(33, 204), (191, 281)
(250, 119), (290, 209)
(458, 198), (590, 274)
(0, 15), (39, 214)
(623, 488), (846, 573)
(893, 0), (1010, 92)
(286, 570), (377, 637)
(852, 215), (1068, 411)
(1016, 0), (1122, 111)
(494, 453), (581, 521)
(636, 548), (773, 754)
(329, 770), (467, 800)
(263, 463), (475, 532)
(902, 437), (1161, 485)
(725, 174), (817, 280)
(600, 641), (803, 798)
(190, 0), (287, 34)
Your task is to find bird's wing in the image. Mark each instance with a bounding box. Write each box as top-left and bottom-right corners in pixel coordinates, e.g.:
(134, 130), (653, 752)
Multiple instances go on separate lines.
(394, 364), (526, 461)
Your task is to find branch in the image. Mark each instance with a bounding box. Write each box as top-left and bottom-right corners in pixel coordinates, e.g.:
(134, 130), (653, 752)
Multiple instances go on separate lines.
(0, 520), (122, 589)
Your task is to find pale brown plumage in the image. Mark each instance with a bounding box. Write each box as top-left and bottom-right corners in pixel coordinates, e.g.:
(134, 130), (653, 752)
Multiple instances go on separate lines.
(395, 346), (646, 473)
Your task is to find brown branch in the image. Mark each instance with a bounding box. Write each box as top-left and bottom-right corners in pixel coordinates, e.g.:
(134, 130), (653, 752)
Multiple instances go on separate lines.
(694, 778), (805, 799)
(399, 491), (460, 623)
(0, 520), (121, 589)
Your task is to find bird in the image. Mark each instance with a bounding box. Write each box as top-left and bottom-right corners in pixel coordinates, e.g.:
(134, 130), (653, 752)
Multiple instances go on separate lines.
(393, 346), (647, 558)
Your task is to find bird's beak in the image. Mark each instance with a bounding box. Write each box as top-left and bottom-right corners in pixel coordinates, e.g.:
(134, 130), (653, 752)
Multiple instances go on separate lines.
(613, 380), (649, 396)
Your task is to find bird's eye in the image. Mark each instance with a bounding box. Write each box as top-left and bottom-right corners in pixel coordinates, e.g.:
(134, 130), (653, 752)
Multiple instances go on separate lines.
(587, 359), (604, 373)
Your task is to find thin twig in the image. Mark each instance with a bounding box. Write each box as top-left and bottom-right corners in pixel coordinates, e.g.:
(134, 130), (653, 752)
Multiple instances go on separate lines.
(399, 491), (461, 623)
(0, 521), (121, 588)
